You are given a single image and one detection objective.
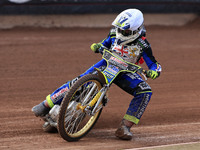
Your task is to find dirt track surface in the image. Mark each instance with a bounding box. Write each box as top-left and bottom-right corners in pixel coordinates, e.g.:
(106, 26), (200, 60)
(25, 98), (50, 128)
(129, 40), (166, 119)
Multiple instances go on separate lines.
(0, 17), (200, 150)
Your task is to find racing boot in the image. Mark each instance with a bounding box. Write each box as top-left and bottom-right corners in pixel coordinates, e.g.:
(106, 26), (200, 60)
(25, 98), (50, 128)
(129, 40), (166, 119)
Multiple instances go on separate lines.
(32, 100), (50, 117)
(115, 119), (134, 140)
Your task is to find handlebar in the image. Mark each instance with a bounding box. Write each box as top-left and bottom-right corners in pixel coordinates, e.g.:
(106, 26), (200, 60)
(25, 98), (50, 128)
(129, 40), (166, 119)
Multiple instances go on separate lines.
(137, 68), (147, 81)
(141, 72), (147, 81)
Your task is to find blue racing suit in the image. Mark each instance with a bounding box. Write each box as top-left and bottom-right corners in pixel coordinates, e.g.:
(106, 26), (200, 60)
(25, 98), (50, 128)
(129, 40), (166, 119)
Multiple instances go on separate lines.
(46, 28), (162, 125)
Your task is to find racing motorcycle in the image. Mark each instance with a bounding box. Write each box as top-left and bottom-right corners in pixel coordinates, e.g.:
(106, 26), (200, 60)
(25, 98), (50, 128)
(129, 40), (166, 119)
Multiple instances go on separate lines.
(42, 49), (147, 141)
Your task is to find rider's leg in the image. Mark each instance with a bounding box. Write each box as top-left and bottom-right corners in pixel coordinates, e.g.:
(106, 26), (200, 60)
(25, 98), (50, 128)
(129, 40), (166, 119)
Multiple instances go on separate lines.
(32, 81), (71, 117)
(32, 59), (107, 117)
(114, 72), (152, 140)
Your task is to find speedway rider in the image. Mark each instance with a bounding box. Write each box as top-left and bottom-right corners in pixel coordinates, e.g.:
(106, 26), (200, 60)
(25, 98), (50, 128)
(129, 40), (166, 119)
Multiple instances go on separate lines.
(32, 9), (162, 140)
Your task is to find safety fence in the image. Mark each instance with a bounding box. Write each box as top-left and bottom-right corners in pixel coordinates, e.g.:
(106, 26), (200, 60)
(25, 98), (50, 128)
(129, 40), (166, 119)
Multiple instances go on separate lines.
(0, 0), (200, 14)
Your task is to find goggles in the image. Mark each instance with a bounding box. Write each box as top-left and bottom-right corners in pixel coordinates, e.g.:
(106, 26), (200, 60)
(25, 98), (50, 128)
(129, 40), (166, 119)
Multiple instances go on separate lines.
(117, 28), (135, 36)
(117, 24), (144, 36)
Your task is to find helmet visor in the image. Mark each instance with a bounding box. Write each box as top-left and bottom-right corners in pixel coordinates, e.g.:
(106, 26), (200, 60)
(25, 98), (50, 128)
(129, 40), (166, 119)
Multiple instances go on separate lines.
(117, 28), (137, 36)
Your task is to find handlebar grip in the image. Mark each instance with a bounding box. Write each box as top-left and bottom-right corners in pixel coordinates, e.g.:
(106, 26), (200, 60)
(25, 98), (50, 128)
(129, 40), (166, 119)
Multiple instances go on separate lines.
(143, 70), (147, 75)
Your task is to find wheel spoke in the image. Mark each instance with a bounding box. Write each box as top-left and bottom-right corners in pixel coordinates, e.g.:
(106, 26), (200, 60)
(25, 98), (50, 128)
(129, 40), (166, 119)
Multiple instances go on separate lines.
(73, 113), (86, 133)
(65, 110), (80, 132)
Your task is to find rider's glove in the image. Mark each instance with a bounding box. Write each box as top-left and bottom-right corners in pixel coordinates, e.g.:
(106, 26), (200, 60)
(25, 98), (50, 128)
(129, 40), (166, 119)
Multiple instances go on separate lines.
(146, 70), (159, 80)
(90, 43), (102, 53)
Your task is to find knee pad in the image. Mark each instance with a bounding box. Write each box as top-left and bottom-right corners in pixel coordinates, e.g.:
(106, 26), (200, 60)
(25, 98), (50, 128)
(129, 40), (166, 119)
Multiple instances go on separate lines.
(136, 81), (152, 94)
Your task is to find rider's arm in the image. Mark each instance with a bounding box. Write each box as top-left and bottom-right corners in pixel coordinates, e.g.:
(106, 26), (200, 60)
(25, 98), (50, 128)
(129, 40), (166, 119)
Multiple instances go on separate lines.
(141, 39), (162, 78)
(100, 27), (116, 49)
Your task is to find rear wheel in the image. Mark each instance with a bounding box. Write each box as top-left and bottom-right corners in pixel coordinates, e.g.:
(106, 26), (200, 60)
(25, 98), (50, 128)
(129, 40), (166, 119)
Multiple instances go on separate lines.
(58, 74), (104, 142)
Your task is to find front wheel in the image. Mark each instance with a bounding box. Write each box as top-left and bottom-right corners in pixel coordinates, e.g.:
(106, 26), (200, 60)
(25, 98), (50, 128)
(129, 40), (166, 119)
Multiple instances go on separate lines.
(57, 74), (104, 142)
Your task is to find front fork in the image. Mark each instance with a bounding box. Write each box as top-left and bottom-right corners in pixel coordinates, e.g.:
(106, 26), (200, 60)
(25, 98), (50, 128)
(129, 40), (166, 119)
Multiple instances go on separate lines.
(77, 84), (109, 116)
(90, 84), (109, 115)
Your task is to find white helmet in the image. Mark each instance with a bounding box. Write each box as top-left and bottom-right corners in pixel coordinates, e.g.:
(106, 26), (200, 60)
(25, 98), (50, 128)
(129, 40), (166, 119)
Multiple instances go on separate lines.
(112, 9), (144, 45)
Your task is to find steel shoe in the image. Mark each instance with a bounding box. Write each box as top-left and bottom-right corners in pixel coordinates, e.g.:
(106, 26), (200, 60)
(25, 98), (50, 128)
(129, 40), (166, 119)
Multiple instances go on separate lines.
(32, 102), (50, 117)
(115, 125), (133, 140)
